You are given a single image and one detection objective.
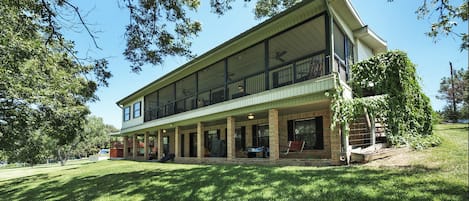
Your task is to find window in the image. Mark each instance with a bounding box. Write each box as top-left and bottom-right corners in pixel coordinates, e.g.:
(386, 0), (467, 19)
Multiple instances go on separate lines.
(123, 106), (130, 121)
(252, 125), (269, 147)
(133, 102), (141, 118)
(204, 130), (225, 157)
(235, 127), (246, 151)
(287, 117), (323, 150)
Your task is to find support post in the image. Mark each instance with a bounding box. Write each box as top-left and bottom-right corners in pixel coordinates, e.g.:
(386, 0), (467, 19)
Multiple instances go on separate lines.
(123, 136), (128, 159)
(158, 129), (163, 160)
(132, 134), (137, 160)
(269, 109), (279, 160)
(370, 114), (376, 146)
(175, 126), (180, 159)
(144, 132), (149, 160)
(227, 116), (236, 160)
(341, 122), (350, 165)
(197, 122), (204, 160)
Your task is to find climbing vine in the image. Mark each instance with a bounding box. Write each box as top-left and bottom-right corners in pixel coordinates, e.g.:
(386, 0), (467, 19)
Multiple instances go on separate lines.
(329, 50), (439, 149)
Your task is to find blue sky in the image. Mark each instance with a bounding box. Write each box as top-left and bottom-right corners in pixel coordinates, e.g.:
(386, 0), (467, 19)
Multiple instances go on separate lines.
(65, 0), (468, 128)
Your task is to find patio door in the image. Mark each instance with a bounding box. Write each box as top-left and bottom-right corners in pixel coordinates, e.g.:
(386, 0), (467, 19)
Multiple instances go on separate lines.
(180, 134), (185, 157)
(189, 132), (197, 157)
(163, 136), (170, 155)
(252, 124), (269, 148)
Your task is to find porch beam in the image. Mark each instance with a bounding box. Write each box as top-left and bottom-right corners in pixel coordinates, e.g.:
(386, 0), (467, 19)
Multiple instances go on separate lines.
(197, 122), (204, 159)
(269, 109), (280, 160)
(227, 116), (236, 160)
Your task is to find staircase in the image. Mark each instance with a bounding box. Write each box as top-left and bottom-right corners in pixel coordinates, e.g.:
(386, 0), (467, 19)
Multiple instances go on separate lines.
(349, 116), (372, 148)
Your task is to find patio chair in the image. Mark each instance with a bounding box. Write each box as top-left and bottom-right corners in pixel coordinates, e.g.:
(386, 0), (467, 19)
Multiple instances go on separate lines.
(283, 141), (305, 155)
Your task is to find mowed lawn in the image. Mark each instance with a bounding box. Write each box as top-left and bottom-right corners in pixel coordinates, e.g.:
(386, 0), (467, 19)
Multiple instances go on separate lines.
(0, 124), (467, 201)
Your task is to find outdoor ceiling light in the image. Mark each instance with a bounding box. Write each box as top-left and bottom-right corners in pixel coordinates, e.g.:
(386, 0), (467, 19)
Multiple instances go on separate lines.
(247, 113), (255, 120)
(162, 129), (167, 133)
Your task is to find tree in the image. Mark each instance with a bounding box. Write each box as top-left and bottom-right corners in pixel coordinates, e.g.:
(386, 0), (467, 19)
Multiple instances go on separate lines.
(0, 1), (111, 165)
(436, 68), (467, 121)
(73, 116), (112, 158)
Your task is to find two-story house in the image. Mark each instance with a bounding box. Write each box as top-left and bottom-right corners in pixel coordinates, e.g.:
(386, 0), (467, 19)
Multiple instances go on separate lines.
(113, 0), (386, 165)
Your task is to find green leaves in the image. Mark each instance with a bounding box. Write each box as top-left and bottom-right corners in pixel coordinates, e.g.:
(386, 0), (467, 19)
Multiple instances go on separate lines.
(415, 0), (468, 51)
(123, 0), (202, 72)
(0, 0), (111, 165)
(331, 51), (435, 149)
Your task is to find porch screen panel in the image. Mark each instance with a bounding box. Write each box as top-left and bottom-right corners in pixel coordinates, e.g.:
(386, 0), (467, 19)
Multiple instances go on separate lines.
(295, 54), (325, 82)
(245, 73), (265, 95)
(334, 23), (345, 60)
(175, 74), (196, 113)
(268, 15), (326, 69)
(227, 43), (265, 99)
(198, 61), (225, 107)
(158, 84), (175, 117)
(144, 91), (158, 122)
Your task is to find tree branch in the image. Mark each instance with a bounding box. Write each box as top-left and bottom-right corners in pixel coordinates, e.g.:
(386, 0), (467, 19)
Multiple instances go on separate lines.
(61, 0), (102, 50)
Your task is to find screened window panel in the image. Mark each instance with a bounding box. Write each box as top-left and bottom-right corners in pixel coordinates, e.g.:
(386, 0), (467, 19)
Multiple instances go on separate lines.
(245, 73), (265, 94)
(228, 80), (244, 100)
(269, 15), (326, 68)
(144, 91), (158, 121)
(176, 74), (196, 100)
(270, 65), (292, 89)
(197, 91), (210, 107)
(295, 54), (325, 82)
(159, 84), (175, 105)
(334, 23), (345, 60)
(198, 61), (225, 93)
(227, 43), (265, 82)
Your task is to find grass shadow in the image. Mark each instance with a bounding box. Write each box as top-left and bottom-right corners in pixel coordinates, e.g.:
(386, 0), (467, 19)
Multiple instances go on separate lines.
(0, 162), (466, 201)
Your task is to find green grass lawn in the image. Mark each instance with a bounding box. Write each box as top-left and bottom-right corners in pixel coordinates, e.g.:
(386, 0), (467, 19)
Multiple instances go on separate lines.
(0, 124), (467, 201)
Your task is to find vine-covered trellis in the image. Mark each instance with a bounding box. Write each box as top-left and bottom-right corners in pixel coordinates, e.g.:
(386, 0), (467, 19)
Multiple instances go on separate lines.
(329, 51), (439, 149)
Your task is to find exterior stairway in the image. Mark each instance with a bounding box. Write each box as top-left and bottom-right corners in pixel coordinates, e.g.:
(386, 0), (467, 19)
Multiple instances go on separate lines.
(349, 116), (372, 148)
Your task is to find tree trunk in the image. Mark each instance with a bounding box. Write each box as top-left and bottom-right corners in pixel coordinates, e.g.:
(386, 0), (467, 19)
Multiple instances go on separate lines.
(57, 148), (68, 166)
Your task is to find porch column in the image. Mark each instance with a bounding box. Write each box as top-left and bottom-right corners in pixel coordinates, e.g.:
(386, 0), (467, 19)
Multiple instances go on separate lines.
(269, 109), (280, 160)
(329, 113), (342, 165)
(175, 126), (180, 159)
(227, 116), (236, 160)
(197, 122), (204, 159)
(123, 136), (128, 159)
(144, 132), (149, 160)
(158, 129), (163, 160)
(132, 134), (137, 160)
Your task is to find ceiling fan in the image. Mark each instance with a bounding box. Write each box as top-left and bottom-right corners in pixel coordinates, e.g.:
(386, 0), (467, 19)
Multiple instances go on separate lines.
(273, 50), (287, 63)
